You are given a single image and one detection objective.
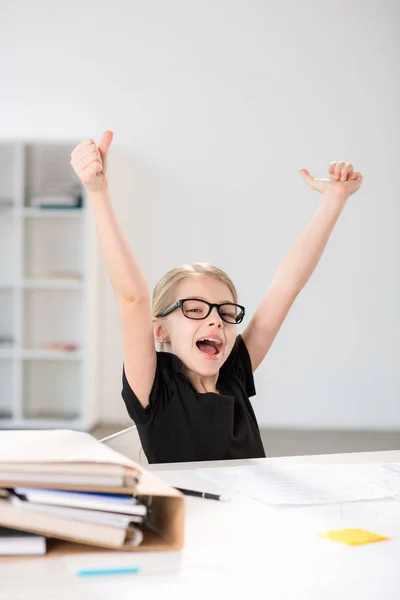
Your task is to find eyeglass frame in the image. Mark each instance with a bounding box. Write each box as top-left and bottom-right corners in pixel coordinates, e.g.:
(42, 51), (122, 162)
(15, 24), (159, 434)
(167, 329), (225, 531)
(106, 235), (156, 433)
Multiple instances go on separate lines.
(156, 298), (246, 324)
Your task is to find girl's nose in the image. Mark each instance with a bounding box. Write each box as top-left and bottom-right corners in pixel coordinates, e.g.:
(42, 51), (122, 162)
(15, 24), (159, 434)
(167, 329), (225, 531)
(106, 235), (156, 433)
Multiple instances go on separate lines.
(207, 307), (223, 327)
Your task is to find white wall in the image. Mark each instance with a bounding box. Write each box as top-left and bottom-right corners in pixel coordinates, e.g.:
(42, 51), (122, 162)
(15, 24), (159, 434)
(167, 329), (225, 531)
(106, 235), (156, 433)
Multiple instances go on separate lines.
(2, 0), (399, 429)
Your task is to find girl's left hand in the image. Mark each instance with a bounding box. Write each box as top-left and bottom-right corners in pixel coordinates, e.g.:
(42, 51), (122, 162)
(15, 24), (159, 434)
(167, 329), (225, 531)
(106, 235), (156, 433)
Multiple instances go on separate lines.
(299, 161), (363, 199)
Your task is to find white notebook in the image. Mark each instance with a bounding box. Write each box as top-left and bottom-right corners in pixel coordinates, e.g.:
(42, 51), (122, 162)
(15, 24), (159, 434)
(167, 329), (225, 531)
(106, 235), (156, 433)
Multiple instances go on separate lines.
(13, 487), (147, 516)
(0, 526), (46, 556)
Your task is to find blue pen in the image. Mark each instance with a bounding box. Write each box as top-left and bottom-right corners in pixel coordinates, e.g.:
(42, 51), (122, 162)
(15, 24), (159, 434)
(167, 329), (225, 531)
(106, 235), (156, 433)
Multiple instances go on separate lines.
(76, 566), (141, 577)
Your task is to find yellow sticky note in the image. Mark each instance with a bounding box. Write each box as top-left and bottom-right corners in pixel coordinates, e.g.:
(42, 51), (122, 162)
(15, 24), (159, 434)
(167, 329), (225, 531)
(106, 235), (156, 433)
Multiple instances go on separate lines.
(320, 528), (390, 546)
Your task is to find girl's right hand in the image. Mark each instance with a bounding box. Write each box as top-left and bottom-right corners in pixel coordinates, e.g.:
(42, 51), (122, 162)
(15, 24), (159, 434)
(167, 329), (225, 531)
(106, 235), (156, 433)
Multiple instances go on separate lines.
(70, 130), (114, 193)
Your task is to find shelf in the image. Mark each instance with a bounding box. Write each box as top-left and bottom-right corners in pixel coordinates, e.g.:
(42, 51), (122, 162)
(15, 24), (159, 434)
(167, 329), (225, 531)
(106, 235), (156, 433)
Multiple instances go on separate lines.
(0, 417), (83, 429)
(23, 360), (82, 420)
(22, 411), (81, 421)
(22, 278), (84, 290)
(0, 349), (16, 359)
(23, 217), (84, 280)
(0, 279), (83, 290)
(0, 140), (96, 430)
(23, 289), (83, 350)
(22, 349), (83, 360)
(0, 349), (82, 360)
(21, 207), (85, 219)
(24, 144), (83, 207)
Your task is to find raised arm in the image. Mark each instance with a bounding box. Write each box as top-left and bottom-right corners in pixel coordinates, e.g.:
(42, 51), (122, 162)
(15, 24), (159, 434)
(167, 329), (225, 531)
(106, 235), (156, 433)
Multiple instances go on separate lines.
(71, 131), (156, 408)
(242, 161), (363, 372)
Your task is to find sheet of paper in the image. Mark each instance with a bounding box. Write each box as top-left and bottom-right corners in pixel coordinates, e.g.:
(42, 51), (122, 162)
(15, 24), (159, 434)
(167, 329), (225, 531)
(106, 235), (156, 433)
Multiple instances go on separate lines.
(381, 463), (400, 475)
(197, 464), (395, 506)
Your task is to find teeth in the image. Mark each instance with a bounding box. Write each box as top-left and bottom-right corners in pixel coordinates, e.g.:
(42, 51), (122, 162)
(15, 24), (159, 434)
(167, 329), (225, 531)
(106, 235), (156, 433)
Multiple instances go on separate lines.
(198, 337), (221, 344)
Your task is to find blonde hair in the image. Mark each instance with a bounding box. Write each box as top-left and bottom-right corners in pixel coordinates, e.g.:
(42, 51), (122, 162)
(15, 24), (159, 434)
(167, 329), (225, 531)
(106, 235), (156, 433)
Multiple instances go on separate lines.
(152, 263), (238, 352)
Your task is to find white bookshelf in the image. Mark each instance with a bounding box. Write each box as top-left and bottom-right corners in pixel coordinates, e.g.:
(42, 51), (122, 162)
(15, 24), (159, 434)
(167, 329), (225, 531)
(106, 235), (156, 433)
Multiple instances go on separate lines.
(0, 141), (99, 430)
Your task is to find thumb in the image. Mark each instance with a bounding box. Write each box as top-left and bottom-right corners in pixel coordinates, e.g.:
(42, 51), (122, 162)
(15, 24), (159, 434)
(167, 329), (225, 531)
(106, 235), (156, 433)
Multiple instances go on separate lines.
(98, 130), (114, 158)
(299, 168), (314, 186)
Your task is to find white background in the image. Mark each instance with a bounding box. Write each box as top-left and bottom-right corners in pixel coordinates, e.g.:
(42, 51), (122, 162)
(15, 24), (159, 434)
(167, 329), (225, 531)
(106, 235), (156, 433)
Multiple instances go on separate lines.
(1, 0), (398, 428)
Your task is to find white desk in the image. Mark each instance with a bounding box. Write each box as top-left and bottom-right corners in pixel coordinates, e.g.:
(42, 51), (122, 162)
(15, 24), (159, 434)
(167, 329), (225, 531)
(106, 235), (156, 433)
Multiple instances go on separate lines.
(1, 451), (400, 599)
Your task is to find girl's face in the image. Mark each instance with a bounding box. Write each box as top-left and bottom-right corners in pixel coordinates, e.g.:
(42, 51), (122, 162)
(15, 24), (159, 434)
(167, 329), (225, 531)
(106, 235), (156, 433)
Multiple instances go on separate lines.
(157, 276), (239, 376)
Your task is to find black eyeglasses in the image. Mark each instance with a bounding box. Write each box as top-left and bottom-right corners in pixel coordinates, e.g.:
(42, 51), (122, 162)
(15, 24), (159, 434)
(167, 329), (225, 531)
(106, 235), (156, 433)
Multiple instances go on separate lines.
(157, 298), (245, 324)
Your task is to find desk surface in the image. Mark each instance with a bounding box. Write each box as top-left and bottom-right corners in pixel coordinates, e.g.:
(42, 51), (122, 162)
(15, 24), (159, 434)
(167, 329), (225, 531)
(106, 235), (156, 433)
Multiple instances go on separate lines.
(148, 448), (400, 470)
(2, 450), (400, 600)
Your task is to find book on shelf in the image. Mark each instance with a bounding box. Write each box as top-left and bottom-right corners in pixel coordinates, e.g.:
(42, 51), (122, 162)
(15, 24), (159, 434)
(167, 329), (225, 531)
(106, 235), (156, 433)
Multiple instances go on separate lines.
(29, 192), (81, 208)
(0, 430), (184, 560)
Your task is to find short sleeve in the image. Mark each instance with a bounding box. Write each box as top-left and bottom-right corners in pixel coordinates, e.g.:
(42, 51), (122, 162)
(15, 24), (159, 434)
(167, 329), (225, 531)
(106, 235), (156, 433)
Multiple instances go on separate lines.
(121, 352), (175, 425)
(220, 334), (256, 397)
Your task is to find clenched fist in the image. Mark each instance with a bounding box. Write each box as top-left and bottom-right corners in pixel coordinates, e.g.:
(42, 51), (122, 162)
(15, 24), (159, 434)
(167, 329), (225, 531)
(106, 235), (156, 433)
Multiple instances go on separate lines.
(70, 130), (114, 193)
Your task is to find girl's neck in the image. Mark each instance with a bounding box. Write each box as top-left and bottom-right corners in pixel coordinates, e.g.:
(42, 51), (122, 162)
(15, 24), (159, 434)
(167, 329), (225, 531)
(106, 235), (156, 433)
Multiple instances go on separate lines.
(181, 365), (220, 394)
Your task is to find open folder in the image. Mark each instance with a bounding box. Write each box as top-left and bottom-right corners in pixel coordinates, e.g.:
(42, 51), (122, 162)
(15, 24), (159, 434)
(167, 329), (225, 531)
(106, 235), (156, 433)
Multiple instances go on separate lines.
(0, 430), (184, 557)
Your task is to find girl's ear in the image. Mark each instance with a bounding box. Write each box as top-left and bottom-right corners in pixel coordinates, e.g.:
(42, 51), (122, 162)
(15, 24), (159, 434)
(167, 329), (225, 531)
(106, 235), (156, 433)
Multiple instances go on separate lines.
(152, 317), (170, 343)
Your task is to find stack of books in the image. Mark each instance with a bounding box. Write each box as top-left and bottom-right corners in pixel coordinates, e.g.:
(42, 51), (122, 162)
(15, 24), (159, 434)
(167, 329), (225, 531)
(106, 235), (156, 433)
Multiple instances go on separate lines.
(0, 430), (184, 559)
(29, 183), (83, 209)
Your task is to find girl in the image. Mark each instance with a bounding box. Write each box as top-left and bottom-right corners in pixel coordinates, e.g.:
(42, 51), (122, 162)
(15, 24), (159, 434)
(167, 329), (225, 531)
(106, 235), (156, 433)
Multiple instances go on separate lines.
(71, 131), (363, 464)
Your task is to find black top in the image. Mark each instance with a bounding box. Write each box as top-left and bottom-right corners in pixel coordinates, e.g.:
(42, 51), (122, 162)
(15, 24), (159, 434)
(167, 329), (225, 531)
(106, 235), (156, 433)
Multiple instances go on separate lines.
(121, 334), (266, 464)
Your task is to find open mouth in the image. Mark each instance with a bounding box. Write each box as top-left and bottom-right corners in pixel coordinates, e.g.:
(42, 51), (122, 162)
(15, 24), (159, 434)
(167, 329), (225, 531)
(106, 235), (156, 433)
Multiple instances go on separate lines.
(195, 337), (223, 358)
